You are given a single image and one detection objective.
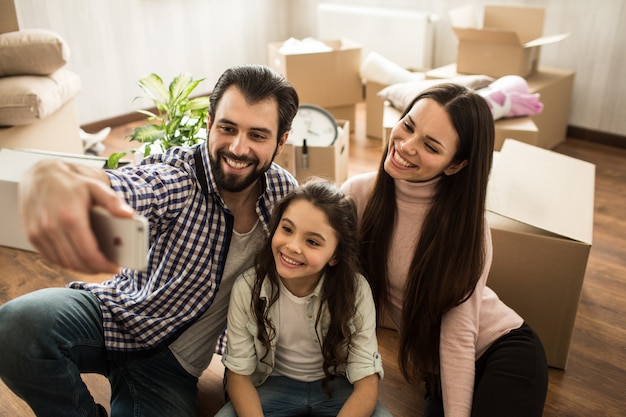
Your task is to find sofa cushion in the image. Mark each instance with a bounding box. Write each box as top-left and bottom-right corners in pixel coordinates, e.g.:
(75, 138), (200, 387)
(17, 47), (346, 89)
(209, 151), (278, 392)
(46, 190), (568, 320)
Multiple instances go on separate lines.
(0, 68), (81, 126)
(0, 29), (70, 77)
(378, 75), (495, 112)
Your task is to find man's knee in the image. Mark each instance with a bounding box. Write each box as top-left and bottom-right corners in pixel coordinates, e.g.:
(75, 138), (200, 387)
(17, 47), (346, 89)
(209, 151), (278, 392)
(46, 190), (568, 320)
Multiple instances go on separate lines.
(0, 288), (95, 373)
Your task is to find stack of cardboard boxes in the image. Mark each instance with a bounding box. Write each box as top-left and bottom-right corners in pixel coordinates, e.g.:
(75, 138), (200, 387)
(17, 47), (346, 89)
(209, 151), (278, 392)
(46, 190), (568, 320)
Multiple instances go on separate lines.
(268, 39), (362, 184)
(369, 5), (574, 152)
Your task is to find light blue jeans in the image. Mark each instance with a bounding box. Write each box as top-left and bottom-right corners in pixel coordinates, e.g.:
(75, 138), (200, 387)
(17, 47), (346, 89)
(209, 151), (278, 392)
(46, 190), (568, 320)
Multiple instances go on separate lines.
(0, 287), (199, 417)
(214, 375), (393, 417)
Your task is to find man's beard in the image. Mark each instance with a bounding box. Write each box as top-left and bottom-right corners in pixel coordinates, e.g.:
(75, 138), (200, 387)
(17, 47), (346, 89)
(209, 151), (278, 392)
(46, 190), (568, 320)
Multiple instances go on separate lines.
(209, 149), (272, 192)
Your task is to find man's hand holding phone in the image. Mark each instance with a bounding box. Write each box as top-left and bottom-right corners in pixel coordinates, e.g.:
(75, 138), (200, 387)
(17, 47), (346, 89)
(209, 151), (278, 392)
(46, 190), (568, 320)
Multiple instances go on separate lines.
(90, 207), (149, 271)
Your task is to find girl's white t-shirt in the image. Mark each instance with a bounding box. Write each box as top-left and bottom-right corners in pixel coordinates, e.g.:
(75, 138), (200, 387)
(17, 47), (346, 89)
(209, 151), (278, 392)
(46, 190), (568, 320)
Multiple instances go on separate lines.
(272, 279), (325, 382)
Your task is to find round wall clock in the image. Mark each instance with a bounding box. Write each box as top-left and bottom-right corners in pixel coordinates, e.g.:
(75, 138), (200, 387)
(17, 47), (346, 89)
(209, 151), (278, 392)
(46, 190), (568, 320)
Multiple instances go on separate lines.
(288, 104), (338, 147)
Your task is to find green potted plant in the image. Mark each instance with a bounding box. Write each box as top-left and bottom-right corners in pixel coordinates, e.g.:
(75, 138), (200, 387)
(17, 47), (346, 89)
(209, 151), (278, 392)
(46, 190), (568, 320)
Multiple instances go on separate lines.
(107, 72), (211, 168)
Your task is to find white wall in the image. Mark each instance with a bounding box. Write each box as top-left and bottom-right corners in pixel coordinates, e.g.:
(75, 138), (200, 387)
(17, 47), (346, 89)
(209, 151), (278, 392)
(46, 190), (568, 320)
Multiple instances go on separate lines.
(13, 0), (626, 137)
(14, 0), (289, 124)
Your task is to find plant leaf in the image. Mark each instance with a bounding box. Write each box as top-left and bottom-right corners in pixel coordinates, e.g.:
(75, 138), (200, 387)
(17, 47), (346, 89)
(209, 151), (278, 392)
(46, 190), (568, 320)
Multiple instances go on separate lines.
(129, 124), (166, 143)
(139, 73), (169, 102)
(169, 73), (194, 108)
(107, 151), (133, 169)
(187, 96), (211, 111)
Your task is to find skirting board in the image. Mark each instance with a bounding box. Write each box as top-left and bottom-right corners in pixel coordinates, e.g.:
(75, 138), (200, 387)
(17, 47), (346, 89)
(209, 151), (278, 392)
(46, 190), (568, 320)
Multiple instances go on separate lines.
(567, 126), (626, 149)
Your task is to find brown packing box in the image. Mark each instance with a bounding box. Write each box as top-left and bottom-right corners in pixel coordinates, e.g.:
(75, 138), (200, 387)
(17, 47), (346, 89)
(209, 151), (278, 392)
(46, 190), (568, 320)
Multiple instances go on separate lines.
(493, 117), (538, 151)
(426, 64), (575, 149)
(268, 39), (363, 109)
(365, 80), (388, 139)
(449, 5), (568, 78)
(486, 139), (595, 369)
(274, 120), (350, 185)
(326, 104), (356, 133)
(0, 148), (108, 251)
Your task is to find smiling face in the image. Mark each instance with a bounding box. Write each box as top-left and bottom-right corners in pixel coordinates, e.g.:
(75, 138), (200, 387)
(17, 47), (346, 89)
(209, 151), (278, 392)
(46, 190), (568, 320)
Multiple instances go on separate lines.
(272, 199), (339, 296)
(384, 98), (467, 182)
(208, 86), (287, 192)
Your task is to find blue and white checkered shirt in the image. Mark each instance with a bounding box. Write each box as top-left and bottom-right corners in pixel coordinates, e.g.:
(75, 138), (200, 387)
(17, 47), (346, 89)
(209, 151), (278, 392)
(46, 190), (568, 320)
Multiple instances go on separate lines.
(69, 143), (297, 358)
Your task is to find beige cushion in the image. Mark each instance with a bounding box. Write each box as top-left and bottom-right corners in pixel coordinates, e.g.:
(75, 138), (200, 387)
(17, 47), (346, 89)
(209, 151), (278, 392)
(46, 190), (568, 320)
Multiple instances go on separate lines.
(0, 68), (81, 126)
(0, 29), (70, 76)
(378, 75), (495, 112)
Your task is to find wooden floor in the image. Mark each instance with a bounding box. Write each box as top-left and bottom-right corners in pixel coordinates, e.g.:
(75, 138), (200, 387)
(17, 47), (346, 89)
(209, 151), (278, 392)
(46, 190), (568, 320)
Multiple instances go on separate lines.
(1, 103), (625, 416)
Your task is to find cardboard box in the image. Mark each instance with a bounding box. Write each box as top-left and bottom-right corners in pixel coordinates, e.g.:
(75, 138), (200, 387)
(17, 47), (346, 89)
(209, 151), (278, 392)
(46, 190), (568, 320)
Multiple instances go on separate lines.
(365, 80), (388, 139)
(0, 148), (108, 252)
(525, 67), (575, 149)
(494, 117), (538, 151)
(326, 104), (356, 133)
(0, 100), (83, 154)
(268, 39), (363, 108)
(274, 120), (350, 185)
(450, 5), (568, 78)
(486, 139), (595, 369)
(426, 64), (575, 149)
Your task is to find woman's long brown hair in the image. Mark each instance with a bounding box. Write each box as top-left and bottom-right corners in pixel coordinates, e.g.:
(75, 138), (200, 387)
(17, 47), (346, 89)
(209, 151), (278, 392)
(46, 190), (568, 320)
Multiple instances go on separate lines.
(358, 84), (495, 392)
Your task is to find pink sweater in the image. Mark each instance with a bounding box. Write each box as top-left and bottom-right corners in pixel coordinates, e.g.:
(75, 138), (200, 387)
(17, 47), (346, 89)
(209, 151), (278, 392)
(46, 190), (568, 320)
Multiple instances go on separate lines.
(342, 172), (523, 417)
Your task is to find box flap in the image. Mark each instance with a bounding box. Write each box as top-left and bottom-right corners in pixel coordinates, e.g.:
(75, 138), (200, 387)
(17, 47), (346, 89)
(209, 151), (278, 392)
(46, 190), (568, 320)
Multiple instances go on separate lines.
(525, 33), (570, 48)
(453, 27), (522, 46)
(487, 139), (594, 244)
(451, 5), (566, 48)
(484, 5), (545, 43)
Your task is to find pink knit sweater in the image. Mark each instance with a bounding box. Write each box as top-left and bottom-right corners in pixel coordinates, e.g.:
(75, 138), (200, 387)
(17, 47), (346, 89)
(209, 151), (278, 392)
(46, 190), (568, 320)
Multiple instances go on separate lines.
(342, 172), (523, 417)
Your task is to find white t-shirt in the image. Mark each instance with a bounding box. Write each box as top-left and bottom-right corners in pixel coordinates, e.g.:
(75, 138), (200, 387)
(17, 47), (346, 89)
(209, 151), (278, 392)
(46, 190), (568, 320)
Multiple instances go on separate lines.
(272, 279), (325, 381)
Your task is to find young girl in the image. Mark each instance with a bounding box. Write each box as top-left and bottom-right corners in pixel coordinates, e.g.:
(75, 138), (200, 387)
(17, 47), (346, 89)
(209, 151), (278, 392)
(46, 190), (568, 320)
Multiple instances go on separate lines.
(342, 83), (548, 417)
(215, 180), (392, 417)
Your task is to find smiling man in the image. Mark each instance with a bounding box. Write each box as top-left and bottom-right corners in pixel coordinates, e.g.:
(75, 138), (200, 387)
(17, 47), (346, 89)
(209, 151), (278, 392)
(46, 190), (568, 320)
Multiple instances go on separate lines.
(0, 64), (299, 417)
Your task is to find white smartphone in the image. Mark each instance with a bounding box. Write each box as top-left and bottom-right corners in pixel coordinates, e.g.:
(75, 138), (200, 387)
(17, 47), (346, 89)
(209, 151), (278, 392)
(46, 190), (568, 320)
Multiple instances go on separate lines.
(89, 206), (150, 270)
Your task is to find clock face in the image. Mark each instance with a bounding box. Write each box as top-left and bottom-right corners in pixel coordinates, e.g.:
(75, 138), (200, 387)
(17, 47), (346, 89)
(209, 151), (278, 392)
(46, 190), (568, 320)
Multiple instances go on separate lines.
(288, 104), (338, 147)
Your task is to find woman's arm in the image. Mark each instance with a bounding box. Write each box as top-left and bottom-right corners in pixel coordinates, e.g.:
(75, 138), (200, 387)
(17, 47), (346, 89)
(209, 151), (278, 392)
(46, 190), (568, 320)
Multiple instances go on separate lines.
(439, 226), (493, 417)
(226, 371), (264, 417)
(337, 374), (379, 417)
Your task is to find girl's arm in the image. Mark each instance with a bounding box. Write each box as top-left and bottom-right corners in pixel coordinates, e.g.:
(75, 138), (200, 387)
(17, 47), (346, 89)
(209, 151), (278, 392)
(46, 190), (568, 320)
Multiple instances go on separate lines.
(226, 370), (264, 417)
(337, 374), (379, 417)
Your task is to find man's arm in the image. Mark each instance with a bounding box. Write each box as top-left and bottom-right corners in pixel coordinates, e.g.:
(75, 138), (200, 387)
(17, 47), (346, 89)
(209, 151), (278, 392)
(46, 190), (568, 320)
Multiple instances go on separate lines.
(18, 159), (135, 274)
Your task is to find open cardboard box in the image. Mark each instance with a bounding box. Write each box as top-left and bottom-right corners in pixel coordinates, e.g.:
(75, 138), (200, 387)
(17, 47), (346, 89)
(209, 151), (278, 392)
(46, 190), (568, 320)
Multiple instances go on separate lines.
(486, 139), (595, 369)
(450, 5), (568, 77)
(268, 39), (363, 108)
(274, 120), (350, 185)
(0, 148), (108, 252)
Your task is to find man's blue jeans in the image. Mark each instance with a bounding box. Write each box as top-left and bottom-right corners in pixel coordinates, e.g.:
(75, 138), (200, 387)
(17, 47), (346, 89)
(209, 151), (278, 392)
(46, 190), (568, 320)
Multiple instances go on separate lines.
(0, 287), (199, 417)
(214, 375), (393, 417)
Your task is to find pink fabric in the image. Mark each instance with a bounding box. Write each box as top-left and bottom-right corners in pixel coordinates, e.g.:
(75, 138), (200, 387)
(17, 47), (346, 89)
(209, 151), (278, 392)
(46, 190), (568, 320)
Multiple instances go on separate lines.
(478, 75), (543, 120)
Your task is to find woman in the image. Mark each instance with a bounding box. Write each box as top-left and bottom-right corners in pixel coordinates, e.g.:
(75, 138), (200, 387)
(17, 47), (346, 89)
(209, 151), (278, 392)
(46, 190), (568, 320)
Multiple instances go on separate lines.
(342, 83), (548, 417)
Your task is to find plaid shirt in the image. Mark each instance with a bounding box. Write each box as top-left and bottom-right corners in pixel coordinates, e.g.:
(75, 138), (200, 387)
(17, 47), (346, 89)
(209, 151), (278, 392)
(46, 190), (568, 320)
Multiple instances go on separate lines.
(69, 144), (297, 359)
